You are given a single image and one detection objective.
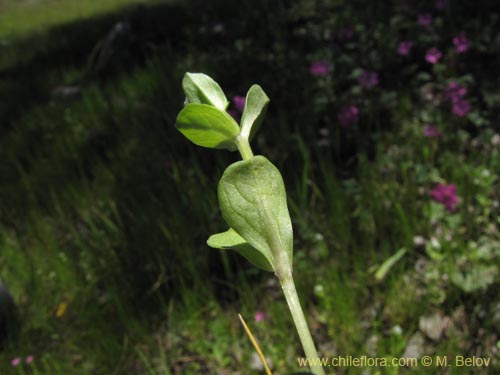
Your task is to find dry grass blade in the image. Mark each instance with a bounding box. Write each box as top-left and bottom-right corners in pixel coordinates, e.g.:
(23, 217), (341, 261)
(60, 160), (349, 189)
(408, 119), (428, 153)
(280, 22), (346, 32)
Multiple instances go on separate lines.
(238, 313), (273, 375)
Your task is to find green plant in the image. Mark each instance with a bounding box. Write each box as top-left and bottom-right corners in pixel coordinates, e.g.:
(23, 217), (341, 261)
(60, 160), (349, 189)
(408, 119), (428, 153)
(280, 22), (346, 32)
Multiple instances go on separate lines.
(175, 72), (326, 375)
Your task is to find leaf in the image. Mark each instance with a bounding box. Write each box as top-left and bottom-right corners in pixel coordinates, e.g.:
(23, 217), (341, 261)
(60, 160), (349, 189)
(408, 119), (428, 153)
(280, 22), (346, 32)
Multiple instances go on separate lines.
(218, 156), (293, 272)
(182, 72), (229, 110)
(450, 264), (498, 293)
(373, 248), (407, 281)
(207, 228), (273, 271)
(240, 84), (270, 141)
(175, 103), (240, 150)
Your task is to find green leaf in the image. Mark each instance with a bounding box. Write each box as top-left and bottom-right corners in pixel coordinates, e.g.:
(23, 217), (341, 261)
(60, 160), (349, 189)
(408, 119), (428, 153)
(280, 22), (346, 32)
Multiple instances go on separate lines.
(450, 264), (498, 293)
(373, 248), (407, 281)
(240, 84), (269, 141)
(207, 228), (273, 271)
(182, 72), (229, 110)
(175, 103), (240, 150)
(218, 156), (293, 272)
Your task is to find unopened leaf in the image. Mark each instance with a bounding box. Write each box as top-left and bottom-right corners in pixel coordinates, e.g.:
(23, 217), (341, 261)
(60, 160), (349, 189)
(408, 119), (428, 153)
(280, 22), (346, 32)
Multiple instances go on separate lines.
(182, 72), (229, 110)
(208, 228), (273, 271)
(240, 84), (269, 141)
(218, 156), (293, 272)
(176, 103), (239, 150)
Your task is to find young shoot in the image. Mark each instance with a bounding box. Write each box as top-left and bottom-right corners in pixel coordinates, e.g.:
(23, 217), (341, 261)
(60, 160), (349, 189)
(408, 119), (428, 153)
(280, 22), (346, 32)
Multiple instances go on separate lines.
(175, 72), (326, 375)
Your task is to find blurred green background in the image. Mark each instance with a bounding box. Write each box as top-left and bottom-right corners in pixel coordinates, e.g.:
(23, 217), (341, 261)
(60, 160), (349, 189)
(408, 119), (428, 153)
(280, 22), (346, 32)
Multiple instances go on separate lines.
(1, 0), (499, 374)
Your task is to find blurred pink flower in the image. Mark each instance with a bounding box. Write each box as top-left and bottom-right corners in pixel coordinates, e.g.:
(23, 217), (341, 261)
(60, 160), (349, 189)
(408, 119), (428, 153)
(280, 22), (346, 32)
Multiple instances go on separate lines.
(425, 48), (443, 64)
(254, 311), (266, 322)
(423, 124), (442, 138)
(453, 32), (470, 54)
(310, 60), (331, 76)
(25, 355), (34, 364)
(11, 357), (21, 366)
(338, 105), (359, 127)
(358, 70), (379, 88)
(397, 41), (413, 56)
(444, 81), (467, 102)
(233, 96), (246, 113)
(430, 184), (459, 212)
(418, 14), (432, 27)
(452, 99), (471, 117)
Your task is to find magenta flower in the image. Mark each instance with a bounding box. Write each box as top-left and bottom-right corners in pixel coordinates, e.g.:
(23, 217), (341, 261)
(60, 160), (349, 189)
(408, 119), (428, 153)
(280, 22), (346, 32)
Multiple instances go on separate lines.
(444, 82), (470, 116)
(435, 0), (446, 9)
(358, 70), (379, 88)
(338, 105), (359, 127)
(453, 32), (470, 54)
(11, 357), (21, 366)
(310, 60), (331, 76)
(418, 14), (432, 27)
(425, 48), (443, 64)
(430, 184), (459, 212)
(444, 82), (467, 102)
(423, 124), (442, 138)
(25, 355), (34, 364)
(397, 41), (413, 56)
(233, 95), (246, 113)
(452, 99), (471, 117)
(254, 311), (266, 323)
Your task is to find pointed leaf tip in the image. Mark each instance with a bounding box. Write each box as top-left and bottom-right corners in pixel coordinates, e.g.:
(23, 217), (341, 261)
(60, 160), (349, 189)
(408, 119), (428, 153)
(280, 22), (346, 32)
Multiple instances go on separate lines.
(218, 156), (293, 271)
(182, 73), (229, 110)
(240, 84), (270, 141)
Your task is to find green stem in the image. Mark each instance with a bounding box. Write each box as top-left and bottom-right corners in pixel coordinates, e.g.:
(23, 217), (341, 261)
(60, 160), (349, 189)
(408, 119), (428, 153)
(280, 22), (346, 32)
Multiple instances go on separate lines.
(235, 136), (254, 160)
(278, 269), (326, 375)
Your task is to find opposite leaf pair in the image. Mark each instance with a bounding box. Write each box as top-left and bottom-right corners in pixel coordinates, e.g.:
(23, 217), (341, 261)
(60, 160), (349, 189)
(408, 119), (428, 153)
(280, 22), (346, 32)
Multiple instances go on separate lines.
(209, 155), (294, 273)
(175, 73), (324, 375)
(176, 72), (269, 152)
(175, 73), (292, 274)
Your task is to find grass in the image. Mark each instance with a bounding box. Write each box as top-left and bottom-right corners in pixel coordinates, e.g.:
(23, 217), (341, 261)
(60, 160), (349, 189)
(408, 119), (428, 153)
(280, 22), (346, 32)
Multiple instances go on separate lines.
(1, 0), (499, 374)
(0, 0), (163, 39)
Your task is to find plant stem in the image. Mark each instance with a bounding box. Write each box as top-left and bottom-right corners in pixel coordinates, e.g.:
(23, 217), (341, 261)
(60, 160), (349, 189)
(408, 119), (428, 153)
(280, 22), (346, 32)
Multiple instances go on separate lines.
(278, 269), (326, 375)
(235, 136), (254, 160)
(234, 129), (324, 374)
